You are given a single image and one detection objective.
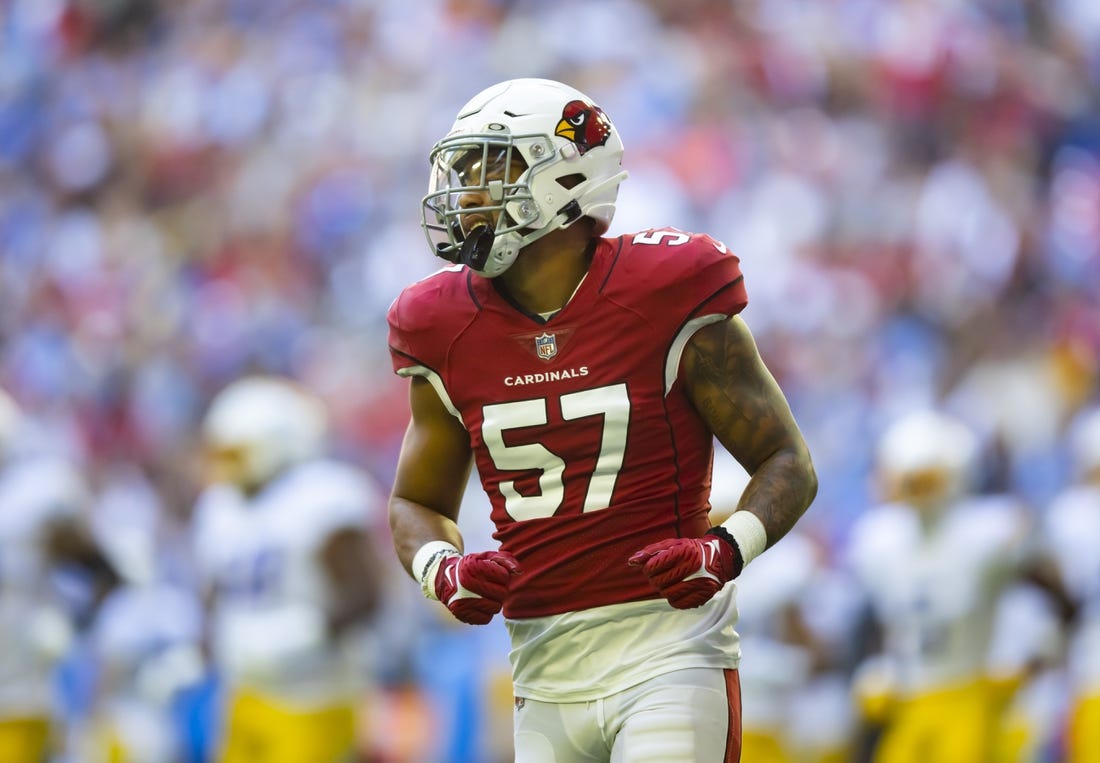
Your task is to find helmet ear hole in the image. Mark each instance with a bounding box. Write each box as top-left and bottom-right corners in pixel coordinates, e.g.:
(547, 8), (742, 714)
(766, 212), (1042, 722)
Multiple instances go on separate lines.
(556, 173), (586, 190)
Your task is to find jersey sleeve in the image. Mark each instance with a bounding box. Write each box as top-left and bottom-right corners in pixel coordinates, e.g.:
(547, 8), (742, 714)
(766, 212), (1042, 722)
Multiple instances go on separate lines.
(617, 230), (748, 330)
(386, 266), (472, 377)
(190, 485), (240, 586)
(387, 288), (431, 376)
(676, 232), (749, 321)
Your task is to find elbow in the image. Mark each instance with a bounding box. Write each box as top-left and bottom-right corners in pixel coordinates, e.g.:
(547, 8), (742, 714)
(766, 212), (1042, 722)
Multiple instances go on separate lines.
(388, 493), (413, 536)
(804, 455), (819, 507)
(786, 443), (818, 510)
(798, 442), (819, 505)
(753, 443), (818, 513)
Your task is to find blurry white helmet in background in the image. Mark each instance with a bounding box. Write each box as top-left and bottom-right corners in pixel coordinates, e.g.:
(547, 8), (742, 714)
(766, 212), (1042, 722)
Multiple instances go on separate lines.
(0, 454), (90, 520)
(0, 387), (88, 468)
(876, 408), (980, 509)
(422, 78), (628, 277)
(0, 387), (22, 460)
(1068, 405), (1100, 484)
(202, 376), (328, 490)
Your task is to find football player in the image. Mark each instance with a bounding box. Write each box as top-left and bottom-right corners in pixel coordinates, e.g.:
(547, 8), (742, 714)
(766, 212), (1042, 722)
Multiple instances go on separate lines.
(192, 375), (387, 763)
(79, 579), (205, 763)
(1042, 404), (1100, 763)
(0, 387), (120, 762)
(387, 78), (818, 762)
(845, 408), (1033, 763)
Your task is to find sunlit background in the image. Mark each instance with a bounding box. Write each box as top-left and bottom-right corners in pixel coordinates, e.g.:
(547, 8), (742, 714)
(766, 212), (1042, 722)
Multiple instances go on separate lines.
(1, 0), (1098, 761)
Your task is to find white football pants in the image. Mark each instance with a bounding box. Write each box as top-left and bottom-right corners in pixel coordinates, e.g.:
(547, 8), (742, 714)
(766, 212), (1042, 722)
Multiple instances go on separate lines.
(513, 667), (742, 762)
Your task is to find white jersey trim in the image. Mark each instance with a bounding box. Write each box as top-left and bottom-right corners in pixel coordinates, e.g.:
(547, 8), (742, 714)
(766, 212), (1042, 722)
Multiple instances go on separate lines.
(664, 314), (727, 396)
(397, 365), (463, 423)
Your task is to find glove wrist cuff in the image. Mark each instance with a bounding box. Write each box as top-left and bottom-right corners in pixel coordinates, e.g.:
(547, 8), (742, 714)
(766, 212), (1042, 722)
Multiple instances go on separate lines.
(709, 510), (767, 572)
(411, 541), (461, 601)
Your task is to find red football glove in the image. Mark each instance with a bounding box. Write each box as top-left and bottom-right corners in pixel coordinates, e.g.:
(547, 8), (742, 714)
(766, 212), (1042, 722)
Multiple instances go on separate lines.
(628, 530), (744, 609)
(433, 551), (522, 625)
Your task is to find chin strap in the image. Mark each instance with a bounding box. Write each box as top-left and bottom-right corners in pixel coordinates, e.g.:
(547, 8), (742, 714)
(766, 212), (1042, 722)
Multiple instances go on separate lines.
(458, 225), (496, 270)
(435, 225), (495, 270)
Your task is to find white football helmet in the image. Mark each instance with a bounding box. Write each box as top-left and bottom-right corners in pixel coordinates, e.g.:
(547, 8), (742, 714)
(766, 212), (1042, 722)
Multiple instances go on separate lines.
(1068, 405), (1100, 483)
(202, 376), (327, 490)
(0, 387), (20, 459)
(876, 408), (979, 508)
(422, 78), (628, 277)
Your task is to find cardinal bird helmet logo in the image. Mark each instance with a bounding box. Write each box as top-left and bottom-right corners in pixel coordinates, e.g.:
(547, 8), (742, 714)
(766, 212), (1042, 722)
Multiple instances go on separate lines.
(555, 100), (613, 155)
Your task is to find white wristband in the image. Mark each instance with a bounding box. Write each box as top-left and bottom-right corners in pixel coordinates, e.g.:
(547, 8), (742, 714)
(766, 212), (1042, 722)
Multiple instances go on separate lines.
(720, 511), (768, 567)
(411, 541), (461, 601)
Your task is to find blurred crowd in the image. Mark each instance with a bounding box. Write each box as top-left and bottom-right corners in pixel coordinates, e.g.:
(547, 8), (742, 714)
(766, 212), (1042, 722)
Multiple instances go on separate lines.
(1, 0), (1098, 761)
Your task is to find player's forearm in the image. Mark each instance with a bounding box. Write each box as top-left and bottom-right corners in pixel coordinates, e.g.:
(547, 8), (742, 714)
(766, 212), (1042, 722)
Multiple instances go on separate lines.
(728, 445), (817, 552)
(388, 495), (465, 577)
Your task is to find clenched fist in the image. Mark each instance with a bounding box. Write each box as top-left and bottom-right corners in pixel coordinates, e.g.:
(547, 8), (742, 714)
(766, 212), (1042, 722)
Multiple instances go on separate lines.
(628, 531), (743, 609)
(433, 551), (522, 625)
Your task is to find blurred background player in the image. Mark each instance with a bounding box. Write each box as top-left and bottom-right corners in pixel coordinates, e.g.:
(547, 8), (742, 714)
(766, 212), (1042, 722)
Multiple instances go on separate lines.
(62, 442), (212, 762)
(77, 579), (206, 763)
(407, 478), (515, 763)
(0, 387), (121, 762)
(844, 408), (1032, 763)
(728, 530), (855, 763)
(1042, 404), (1100, 763)
(710, 449), (857, 763)
(191, 375), (388, 763)
(983, 575), (1068, 763)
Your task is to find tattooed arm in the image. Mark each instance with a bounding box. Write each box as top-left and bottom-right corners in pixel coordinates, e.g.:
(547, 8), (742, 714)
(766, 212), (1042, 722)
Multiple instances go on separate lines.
(682, 315), (817, 550)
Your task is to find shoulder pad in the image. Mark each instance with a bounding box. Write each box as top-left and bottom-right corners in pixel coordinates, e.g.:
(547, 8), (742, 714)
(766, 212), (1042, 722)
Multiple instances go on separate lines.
(387, 265), (475, 373)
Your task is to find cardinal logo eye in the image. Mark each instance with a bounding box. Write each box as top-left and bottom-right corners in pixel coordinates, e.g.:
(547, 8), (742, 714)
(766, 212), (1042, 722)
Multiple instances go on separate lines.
(555, 100), (612, 155)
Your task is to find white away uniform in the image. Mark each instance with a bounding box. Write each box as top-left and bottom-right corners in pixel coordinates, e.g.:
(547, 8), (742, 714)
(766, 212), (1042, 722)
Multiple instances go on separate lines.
(193, 458), (380, 706)
(0, 457), (86, 759)
(846, 495), (1028, 763)
(1043, 484), (1100, 762)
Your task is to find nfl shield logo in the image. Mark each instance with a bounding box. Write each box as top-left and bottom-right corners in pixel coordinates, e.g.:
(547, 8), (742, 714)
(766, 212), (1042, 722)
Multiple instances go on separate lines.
(535, 332), (557, 360)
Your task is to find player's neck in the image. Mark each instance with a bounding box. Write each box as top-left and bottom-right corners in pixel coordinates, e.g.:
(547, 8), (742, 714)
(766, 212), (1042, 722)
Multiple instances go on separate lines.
(498, 225), (596, 316)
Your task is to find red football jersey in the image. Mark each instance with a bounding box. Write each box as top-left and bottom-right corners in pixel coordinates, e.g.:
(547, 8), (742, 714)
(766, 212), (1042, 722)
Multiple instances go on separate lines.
(388, 228), (748, 618)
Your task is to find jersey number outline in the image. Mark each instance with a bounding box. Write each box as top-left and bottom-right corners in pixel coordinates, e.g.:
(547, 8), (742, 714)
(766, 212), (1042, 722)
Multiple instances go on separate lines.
(633, 228), (727, 253)
(633, 229), (690, 246)
(481, 383), (630, 522)
(224, 547), (284, 602)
